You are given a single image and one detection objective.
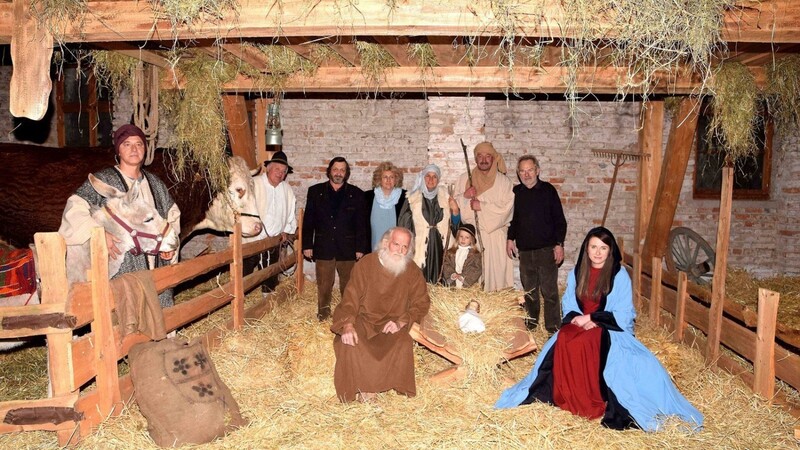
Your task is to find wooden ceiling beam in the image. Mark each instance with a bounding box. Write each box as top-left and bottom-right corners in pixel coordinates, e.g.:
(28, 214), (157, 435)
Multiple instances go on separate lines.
(1, 0), (796, 44)
(163, 66), (767, 95)
(372, 36), (414, 66)
(220, 43), (270, 71)
(93, 43), (169, 68)
(427, 37), (465, 67)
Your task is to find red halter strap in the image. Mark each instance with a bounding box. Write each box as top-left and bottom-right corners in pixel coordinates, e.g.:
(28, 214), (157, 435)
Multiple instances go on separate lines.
(104, 206), (172, 256)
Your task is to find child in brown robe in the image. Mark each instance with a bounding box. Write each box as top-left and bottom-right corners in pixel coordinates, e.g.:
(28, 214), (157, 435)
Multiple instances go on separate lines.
(442, 223), (482, 288)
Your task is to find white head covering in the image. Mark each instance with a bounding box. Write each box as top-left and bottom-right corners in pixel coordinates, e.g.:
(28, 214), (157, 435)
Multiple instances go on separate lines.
(411, 164), (441, 200)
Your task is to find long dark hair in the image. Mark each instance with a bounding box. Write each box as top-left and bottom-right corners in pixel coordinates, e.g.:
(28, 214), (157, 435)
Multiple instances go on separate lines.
(326, 156), (351, 183)
(575, 227), (622, 301)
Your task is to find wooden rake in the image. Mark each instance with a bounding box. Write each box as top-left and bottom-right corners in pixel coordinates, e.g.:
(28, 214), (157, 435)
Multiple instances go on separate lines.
(592, 148), (648, 227)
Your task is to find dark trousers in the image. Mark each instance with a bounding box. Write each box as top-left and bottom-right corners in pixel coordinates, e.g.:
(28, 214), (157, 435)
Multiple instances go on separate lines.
(315, 259), (355, 320)
(243, 247), (281, 293)
(519, 247), (561, 333)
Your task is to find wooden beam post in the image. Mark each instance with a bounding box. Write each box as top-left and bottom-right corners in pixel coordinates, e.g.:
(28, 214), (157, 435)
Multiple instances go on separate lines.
(635, 101), (663, 256)
(221, 94), (257, 169)
(633, 250), (642, 312)
(650, 256), (662, 326)
(707, 165), (733, 364)
(675, 271), (688, 343)
(753, 288), (779, 401)
(88, 228), (121, 421)
(641, 97), (700, 265)
(230, 221), (244, 330)
(34, 232), (76, 446)
(253, 97), (269, 167)
(296, 208), (305, 294)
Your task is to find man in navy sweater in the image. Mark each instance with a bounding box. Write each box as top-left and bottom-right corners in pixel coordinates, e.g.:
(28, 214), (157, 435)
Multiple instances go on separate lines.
(506, 155), (567, 334)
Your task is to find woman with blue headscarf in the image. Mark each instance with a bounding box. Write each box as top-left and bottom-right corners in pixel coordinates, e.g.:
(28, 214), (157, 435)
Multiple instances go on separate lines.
(398, 164), (460, 283)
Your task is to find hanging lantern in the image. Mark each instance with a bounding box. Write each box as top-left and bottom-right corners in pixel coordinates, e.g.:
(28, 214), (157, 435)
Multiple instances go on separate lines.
(265, 102), (283, 146)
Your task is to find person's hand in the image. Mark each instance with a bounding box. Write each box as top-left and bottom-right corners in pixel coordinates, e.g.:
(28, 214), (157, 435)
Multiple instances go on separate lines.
(582, 320), (598, 330)
(448, 196), (460, 215)
(571, 314), (591, 328)
(554, 244), (564, 265)
(464, 186), (477, 199)
(355, 252), (364, 261)
(469, 198), (481, 211)
(450, 273), (459, 281)
(382, 320), (404, 334)
(279, 232), (289, 243)
(506, 240), (518, 259)
(105, 231), (122, 259)
(341, 323), (359, 346)
(159, 250), (175, 261)
(303, 249), (313, 260)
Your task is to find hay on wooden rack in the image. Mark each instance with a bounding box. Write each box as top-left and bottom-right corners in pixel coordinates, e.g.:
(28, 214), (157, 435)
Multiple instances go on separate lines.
(151, 0), (239, 30)
(29, 0), (87, 43)
(709, 62), (760, 162)
(725, 267), (800, 331)
(90, 51), (139, 95)
(408, 43), (437, 71)
(355, 40), (398, 87)
(765, 55), (800, 139)
(310, 44), (353, 68)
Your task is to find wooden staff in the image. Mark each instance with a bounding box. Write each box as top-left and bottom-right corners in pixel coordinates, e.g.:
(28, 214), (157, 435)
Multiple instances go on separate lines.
(460, 139), (485, 252)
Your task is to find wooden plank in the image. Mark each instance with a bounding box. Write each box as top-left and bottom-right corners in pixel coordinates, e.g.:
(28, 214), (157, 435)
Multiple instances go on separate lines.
(675, 271), (688, 343)
(230, 222), (245, 330)
(632, 251), (642, 311)
(1, 1), (796, 43)
(650, 256), (662, 326)
(326, 39), (360, 66)
(296, 208), (305, 294)
(0, 394), (79, 433)
(222, 94), (257, 169)
(427, 37), (464, 66)
(635, 101), (663, 255)
(33, 232), (76, 445)
(753, 288), (779, 400)
(74, 374), (134, 444)
(193, 65), (759, 94)
(88, 228), (121, 419)
(641, 97), (700, 262)
(253, 97), (269, 166)
(221, 43), (269, 71)
(707, 166), (733, 364)
(372, 36), (414, 66)
(93, 43), (169, 68)
(638, 271), (800, 391)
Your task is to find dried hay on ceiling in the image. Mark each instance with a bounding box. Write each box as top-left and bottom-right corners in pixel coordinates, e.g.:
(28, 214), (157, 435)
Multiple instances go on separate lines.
(91, 50), (140, 96)
(708, 61), (760, 162)
(765, 55), (800, 140)
(151, 0), (239, 29)
(355, 40), (398, 88)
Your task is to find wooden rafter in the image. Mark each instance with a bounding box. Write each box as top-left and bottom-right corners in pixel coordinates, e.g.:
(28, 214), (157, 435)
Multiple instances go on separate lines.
(93, 43), (169, 68)
(372, 36), (414, 66)
(162, 66), (767, 95)
(1, 1), (796, 44)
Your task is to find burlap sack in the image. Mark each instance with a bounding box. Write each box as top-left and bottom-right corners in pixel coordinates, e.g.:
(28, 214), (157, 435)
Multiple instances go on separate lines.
(129, 338), (248, 447)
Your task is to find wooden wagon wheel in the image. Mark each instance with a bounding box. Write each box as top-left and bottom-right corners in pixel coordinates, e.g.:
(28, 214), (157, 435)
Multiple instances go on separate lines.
(666, 227), (716, 286)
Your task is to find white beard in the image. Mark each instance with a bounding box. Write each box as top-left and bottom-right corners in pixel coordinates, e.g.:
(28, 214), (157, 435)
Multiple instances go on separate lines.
(379, 248), (408, 277)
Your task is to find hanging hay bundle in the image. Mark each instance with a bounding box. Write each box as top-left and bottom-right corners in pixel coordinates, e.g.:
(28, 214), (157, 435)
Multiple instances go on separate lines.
(168, 51), (237, 194)
(29, 0), (87, 42)
(709, 61), (760, 162)
(424, 285), (528, 383)
(355, 40), (398, 87)
(90, 51), (139, 97)
(309, 44), (353, 67)
(151, 0), (239, 29)
(252, 44), (318, 95)
(765, 55), (800, 139)
(408, 43), (437, 71)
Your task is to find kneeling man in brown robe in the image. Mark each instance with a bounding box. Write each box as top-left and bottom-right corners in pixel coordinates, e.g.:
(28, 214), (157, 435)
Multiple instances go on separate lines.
(331, 226), (431, 402)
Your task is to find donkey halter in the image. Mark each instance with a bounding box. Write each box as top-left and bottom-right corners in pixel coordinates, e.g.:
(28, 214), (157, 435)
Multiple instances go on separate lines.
(104, 206), (172, 256)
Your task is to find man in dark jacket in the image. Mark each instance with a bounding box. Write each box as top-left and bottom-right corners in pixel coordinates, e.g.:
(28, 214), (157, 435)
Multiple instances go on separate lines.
(302, 157), (369, 321)
(506, 155), (567, 334)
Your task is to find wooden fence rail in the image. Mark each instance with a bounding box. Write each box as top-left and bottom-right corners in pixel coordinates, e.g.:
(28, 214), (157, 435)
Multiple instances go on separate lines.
(0, 209), (304, 445)
(628, 252), (800, 418)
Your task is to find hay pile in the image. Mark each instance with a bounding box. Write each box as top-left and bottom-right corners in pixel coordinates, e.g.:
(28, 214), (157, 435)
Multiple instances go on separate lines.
(726, 268), (800, 331)
(1, 282), (798, 448)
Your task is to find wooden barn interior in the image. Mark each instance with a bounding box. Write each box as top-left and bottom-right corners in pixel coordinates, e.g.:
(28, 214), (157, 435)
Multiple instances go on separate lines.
(1, 0), (800, 447)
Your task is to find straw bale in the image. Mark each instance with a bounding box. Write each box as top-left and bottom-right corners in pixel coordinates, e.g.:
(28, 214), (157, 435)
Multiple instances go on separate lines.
(3, 284), (799, 449)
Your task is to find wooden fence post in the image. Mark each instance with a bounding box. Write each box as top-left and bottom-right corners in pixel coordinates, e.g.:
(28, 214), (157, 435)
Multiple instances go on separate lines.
(753, 288), (779, 401)
(650, 256), (662, 326)
(230, 222), (244, 330)
(89, 228), (121, 419)
(633, 250), (642, 312)
(674, 271), (688, 343)
(296, 208), (304, 294)
(707, 166), (733, 364)
(34, 232), (76, 445)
